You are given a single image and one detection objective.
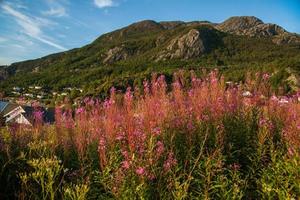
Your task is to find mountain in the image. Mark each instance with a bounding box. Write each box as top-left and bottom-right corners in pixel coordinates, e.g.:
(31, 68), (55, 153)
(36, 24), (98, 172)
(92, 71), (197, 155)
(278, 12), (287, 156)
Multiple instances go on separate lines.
(216, 16), (300, 44)
(0, 16), (300, 96)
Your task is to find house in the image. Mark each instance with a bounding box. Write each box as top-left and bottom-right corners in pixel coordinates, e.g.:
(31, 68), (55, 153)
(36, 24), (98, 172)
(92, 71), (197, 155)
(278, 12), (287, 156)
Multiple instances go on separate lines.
(13, 86), (21, 92)
(24, 93), (34, 98)
(0, 101), (31, 125)
(34, 86), (42, 90)
(0, 101), (55, 126)
(60, 92), (68, 96)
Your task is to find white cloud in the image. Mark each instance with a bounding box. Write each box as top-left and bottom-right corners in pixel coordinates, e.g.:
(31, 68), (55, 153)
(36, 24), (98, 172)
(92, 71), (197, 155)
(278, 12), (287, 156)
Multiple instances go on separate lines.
(42, 5), (67, 17)
(94, 0), (114, 8)
(35, 35), (66, 50)
(42, 0), (68, 17)
(1, 3), (67, 51)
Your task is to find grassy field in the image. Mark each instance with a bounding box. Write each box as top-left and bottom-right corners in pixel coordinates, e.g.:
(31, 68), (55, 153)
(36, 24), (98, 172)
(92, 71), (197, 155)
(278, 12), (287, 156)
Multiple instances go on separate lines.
(0, 70), (299, 199)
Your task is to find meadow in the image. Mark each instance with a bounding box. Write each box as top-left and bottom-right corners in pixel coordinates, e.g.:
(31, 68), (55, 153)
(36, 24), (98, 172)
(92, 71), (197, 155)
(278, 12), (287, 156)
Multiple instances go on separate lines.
(0, 70), (299, 199)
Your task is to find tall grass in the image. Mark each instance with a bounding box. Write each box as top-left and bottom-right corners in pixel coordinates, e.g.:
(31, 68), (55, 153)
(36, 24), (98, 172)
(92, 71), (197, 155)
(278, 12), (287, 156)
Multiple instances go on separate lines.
(0, 70), (299, 199)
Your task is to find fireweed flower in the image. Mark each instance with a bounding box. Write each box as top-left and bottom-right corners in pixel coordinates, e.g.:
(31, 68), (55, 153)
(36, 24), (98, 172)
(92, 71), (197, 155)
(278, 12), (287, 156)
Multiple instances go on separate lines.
(33, 109), (44, 125)
(103, 99), (112, 108)
(147, 173), (156, 181)
(187, 121), (195, 132)
(262, 73), (270, 81)
(98, 137), (106, 151)
(76, 107), (85, 114)
(155, 141), (164, 157)
(163, 152), (177, 172)
(259, 117), (274, 130)
(121, 160), (130, 170)
(152, 127), (161, 136)
(121, 150), (129, 159)
(136, 167), (146, 176)
(62, 110), (74, 129)
(116, 131), (125, 141)
(125, 87), (133, 102)
(143, 80), (150, 95)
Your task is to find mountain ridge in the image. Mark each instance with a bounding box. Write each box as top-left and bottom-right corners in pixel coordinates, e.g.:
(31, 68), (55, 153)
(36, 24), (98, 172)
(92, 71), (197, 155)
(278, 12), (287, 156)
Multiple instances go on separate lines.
(0, 16), (300, 96)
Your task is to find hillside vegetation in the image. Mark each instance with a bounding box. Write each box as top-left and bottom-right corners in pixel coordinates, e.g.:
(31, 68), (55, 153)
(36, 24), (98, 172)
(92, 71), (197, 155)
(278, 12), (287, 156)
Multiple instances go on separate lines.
(0, 16), (300, 96)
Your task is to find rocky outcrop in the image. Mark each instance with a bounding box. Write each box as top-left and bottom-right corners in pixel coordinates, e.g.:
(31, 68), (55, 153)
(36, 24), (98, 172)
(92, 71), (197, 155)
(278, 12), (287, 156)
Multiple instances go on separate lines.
(272, 32), (300, 45)
(103, 46), (132, 63)
(216, 16), (300, 44)
(156, 29), (206, 61)
(216, 16), (264, 34)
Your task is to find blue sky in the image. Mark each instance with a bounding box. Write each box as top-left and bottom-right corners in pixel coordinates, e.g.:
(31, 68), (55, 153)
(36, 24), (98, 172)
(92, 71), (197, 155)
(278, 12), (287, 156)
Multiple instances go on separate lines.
(0, 0), (299, 65)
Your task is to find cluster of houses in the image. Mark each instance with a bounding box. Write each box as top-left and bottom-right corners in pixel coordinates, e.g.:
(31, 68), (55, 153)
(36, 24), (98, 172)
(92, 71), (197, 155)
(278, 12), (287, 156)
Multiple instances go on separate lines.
(1, 85), (85, 126)
(0, 100), (55, 126)
(9, 86), (83, 103)
(12, 86), (46, 99)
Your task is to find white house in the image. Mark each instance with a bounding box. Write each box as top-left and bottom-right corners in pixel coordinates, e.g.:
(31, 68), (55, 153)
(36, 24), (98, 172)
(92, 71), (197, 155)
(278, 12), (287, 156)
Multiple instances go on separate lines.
(0, 101), (55, 126)
(0, 101), (31, 125)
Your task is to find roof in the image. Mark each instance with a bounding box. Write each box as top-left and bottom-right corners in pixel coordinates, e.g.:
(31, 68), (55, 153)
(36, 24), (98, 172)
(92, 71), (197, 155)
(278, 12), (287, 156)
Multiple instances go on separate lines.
(1, 103), (20, 116)
(0, 101), (8, 113)
(0, 101), (55, 124)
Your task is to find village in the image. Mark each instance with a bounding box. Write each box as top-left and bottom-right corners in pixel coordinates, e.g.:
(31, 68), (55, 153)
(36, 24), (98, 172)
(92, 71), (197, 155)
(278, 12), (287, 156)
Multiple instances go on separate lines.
(0, 85), (83, 126)
(8, 85), (83, 102)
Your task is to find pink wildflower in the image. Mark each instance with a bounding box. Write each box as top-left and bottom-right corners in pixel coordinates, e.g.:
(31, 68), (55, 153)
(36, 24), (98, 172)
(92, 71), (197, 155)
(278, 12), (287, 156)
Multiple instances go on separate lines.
(76, 107), (85, 114)
(152, 127), (161, 136)
(163, 152), (177, 172)
(33, 109), (44, 125)
(121, 160), (130, 169)
(98, 137), (106, 151)
(136, 167), (146, 176)
(262, 73), (270, 80)
(155, 141), (164, 157)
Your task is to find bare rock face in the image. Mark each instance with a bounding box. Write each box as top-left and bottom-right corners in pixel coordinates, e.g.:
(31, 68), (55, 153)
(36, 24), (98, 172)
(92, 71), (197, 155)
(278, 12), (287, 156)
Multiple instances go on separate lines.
(252, 23), (285, 37)
(216, 16), (264, 34)
(157, 29), (206, 61)
(216, 16), (300, 45)
(103, 46), (131, 64)
(272, 32), (300, 45)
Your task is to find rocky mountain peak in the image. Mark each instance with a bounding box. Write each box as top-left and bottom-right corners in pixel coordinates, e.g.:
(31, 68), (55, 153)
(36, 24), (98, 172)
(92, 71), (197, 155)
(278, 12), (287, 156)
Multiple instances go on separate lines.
(216, 16), (264, 33)
(159, 21), (185, 30)
(125, 20), (164, 32)
(118, 20), (164, 38)
(216, 16), (300, 44)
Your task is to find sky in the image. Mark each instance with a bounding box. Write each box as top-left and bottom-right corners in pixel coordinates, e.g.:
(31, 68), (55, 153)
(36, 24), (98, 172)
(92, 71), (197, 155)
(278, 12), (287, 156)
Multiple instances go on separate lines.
(0, 0), (299, 65)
